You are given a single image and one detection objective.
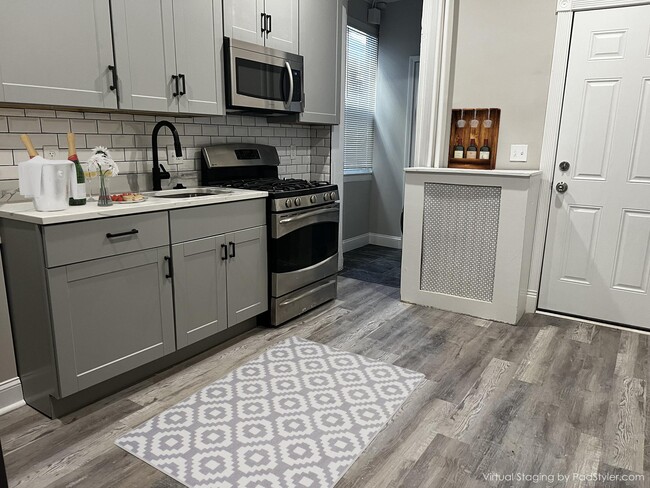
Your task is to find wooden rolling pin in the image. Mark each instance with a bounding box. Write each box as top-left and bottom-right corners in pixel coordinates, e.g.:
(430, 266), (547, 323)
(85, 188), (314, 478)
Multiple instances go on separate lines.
(20, 134), (38, 159)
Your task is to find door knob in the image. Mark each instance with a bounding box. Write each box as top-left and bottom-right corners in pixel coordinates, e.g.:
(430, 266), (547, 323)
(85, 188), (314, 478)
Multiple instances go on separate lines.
(559, 161), (570, 172)
(556, 182), (568, 193)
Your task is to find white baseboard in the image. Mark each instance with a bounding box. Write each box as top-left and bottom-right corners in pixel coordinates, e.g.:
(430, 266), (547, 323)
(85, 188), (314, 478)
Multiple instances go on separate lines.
(0, 377), (24, 416)
(525, 290), (538, 313)
(369, 233), (402, 249)
(343, 233), (370, 253)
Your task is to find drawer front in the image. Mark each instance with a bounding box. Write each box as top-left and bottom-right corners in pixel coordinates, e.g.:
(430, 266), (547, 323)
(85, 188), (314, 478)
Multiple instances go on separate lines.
(44, 212), (170, 267)
(170, 199), (266, 243)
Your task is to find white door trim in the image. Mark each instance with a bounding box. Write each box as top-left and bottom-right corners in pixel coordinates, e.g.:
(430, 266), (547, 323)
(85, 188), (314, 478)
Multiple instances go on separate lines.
(404, 56), (420, 168)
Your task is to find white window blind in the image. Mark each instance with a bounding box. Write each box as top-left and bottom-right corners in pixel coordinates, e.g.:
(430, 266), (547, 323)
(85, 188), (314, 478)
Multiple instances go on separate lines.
(344, 26), (378, 174)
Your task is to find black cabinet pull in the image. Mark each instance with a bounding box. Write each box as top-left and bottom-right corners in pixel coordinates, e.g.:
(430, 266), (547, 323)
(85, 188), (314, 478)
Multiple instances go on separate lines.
(221, 244), (228, 261)
(229, 241), (236, 258)
(266, 14), (272, 35)
(261, 12), (266, 34)
(172, 74), (179, 97)
(179, 74), (186, 96)
(108, 65), (118, 94)
(164, 256), (173, 279)
(106, 229), (139, 239)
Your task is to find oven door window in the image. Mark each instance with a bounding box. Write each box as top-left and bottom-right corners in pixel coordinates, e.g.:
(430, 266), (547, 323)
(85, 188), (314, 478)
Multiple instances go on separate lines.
(271, 222), (339, 273)
(236, 58), (286, 101)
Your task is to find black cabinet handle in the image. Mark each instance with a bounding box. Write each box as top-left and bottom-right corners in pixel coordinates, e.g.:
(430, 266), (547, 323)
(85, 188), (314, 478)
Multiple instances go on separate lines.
(266, 14), (272, 35)
(261, 12), (266, 34)
(179, 74), (186, 96)
(106, 229), (139, 239)
(221, 244), (228, 261)
(108, 65), (118, 94)
(172, 75), (179, 97)
(164, 256), (173, 279)
(229, 241), (236, 258)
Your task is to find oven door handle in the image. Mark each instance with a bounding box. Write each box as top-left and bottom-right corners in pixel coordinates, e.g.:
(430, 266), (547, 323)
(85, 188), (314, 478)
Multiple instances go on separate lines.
(284, 61), (294, 106)
(279, 205), (338, 225)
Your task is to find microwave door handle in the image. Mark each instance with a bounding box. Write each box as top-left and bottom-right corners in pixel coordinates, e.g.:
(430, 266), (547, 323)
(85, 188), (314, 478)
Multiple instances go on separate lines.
(284, 61), (294, 106)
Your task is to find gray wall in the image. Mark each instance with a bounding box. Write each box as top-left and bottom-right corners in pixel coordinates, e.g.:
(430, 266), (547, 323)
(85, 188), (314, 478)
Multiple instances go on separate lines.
(452, 0), (556, 170)
(342, 179), (372, 240)
(369, 0), (423, 237)
(0, 253), (17, 383)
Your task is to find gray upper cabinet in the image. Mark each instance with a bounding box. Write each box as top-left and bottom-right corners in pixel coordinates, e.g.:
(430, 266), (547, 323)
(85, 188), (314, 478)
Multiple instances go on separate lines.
(223, 0), (298, 54)
(299, 0), (343, 125)
(226, 226), (268, 326)
(112, 0), (225, 115)
(47, 247), (175, 397)
(0, 0), (117, 109)
(172, 235), (228, 348)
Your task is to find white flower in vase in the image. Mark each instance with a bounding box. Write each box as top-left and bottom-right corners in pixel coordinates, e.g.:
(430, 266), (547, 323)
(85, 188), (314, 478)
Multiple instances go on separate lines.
(87, 147), (119, 206)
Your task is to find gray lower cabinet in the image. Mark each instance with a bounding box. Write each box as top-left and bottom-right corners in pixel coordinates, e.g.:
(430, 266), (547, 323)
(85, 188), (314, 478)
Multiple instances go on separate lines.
(226, 226), (268, 326)
(47, 247), (175, 397)
(172, 235), (228, 348)
(173, 226), (267, 349)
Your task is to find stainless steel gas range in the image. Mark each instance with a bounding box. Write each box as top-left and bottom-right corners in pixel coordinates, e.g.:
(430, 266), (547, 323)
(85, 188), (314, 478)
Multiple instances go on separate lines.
(201, 144), (339, 326)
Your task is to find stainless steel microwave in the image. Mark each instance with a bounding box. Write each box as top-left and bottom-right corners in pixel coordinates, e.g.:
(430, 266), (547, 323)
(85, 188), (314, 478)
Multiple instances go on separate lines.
(224, 38), (304, 113)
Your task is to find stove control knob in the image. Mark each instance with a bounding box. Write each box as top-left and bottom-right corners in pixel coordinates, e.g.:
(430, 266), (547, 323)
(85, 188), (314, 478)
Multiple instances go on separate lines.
(323, 193), (329, 201)
(310, 195), (317, 204)
(294, 197), (302, 206)
(329, 191), (337, 201)
(285, 199), (292, 208)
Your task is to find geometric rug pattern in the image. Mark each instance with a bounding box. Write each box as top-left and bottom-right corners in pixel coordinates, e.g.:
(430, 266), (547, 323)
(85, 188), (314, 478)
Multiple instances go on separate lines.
(116, 336), (425, 488)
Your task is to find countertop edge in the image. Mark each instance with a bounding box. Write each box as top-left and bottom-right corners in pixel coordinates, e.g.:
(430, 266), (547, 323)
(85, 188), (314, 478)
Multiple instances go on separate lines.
(0, 190), (269, 225)
(405, 168), (543, 178)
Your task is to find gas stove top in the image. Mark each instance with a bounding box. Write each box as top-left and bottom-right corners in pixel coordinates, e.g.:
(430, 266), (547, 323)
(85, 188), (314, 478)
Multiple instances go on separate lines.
(219, 178), (332, 194)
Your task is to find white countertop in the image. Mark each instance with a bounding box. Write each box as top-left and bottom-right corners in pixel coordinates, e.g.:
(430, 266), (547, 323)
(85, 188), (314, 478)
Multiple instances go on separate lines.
(405, 167), (542, 178)
(0, 189), (268, 225)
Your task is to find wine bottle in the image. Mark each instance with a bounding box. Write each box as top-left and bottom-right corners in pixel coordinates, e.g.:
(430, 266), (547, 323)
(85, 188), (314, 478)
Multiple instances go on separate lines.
(467, 138), (478, 159)
(453, 137), (464, 159)
(67, 132), (87, 206)
(479, 139), (491, 160)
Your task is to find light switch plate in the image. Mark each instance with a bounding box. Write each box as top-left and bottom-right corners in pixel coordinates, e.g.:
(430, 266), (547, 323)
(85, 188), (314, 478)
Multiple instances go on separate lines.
(167, 146), (183, 165)
(510, 144), (528, 162)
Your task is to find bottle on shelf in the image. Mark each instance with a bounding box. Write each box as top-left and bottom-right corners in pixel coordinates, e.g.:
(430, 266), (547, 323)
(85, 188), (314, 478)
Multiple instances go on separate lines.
(467, 138), (478, 159)
(67, 132), (87, 206)
(479, 139), (491, 160)
(453, 137), (464, 159)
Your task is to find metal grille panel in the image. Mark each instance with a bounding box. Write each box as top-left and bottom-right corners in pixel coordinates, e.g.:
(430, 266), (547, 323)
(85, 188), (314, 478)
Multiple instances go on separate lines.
(420, 183), (501, 302)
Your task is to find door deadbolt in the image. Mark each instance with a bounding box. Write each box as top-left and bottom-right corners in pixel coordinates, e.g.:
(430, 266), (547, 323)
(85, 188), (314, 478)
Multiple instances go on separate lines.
(556, 182), (568, 193)
(559, 161), (570, 172)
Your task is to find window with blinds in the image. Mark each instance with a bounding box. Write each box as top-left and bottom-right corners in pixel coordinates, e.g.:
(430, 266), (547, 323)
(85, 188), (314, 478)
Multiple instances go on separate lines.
(344, 26), (378, 175)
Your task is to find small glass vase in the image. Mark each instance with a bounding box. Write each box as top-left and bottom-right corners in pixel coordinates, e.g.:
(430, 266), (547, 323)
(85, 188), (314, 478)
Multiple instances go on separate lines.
(97, 173), (113, 207)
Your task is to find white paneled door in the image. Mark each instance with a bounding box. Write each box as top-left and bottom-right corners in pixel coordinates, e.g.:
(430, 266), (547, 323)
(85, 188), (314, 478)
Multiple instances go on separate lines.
(539, 5), (650, 328)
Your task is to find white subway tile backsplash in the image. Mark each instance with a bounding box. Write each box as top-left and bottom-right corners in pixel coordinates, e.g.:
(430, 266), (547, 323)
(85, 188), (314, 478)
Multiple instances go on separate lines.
(0, 166), (19, 180)
(8, 117), (41, 133)
(41, 118), (71, 133)
(0, 117), (7, 132)
(0, 150), (13, 165)
(56, 110), (84, 119)
(70, 119), (98, 134)
(0, 106), (331, 186)
(97, 120), (123, 134)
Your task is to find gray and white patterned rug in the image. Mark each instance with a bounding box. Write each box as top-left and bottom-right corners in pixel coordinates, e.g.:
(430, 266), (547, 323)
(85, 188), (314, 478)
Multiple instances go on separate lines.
(116, 336), (425, 488)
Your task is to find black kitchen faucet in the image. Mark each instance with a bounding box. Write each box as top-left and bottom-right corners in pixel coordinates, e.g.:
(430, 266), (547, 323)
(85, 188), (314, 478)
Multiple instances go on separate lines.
(151, 120), (183, 191)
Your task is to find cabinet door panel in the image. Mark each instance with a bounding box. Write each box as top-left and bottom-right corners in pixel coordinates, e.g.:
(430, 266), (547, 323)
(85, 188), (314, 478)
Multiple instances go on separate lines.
(111, 0), (178, 112)
(264, 0), (299, 54)
(226, 226), (268, 326)
(173, 236), (227, 348)
(223, 0), (265, 46)
(0, 0), (116, 108)
(48, 248), (175, 396)
(174, 0), (225, 115)
(299, 0), (342, 124)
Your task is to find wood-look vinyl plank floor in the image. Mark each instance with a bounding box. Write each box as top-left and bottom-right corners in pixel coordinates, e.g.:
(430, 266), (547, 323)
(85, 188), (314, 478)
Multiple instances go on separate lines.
(1, 276), (649, 487)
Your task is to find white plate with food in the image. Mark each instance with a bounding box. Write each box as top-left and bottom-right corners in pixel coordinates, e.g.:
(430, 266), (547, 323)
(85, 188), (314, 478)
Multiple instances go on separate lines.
(110, 192), (147, 204)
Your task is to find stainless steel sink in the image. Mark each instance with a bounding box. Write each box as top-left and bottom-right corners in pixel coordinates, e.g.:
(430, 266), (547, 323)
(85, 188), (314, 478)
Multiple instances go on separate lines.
(148, 188), (233, 199)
